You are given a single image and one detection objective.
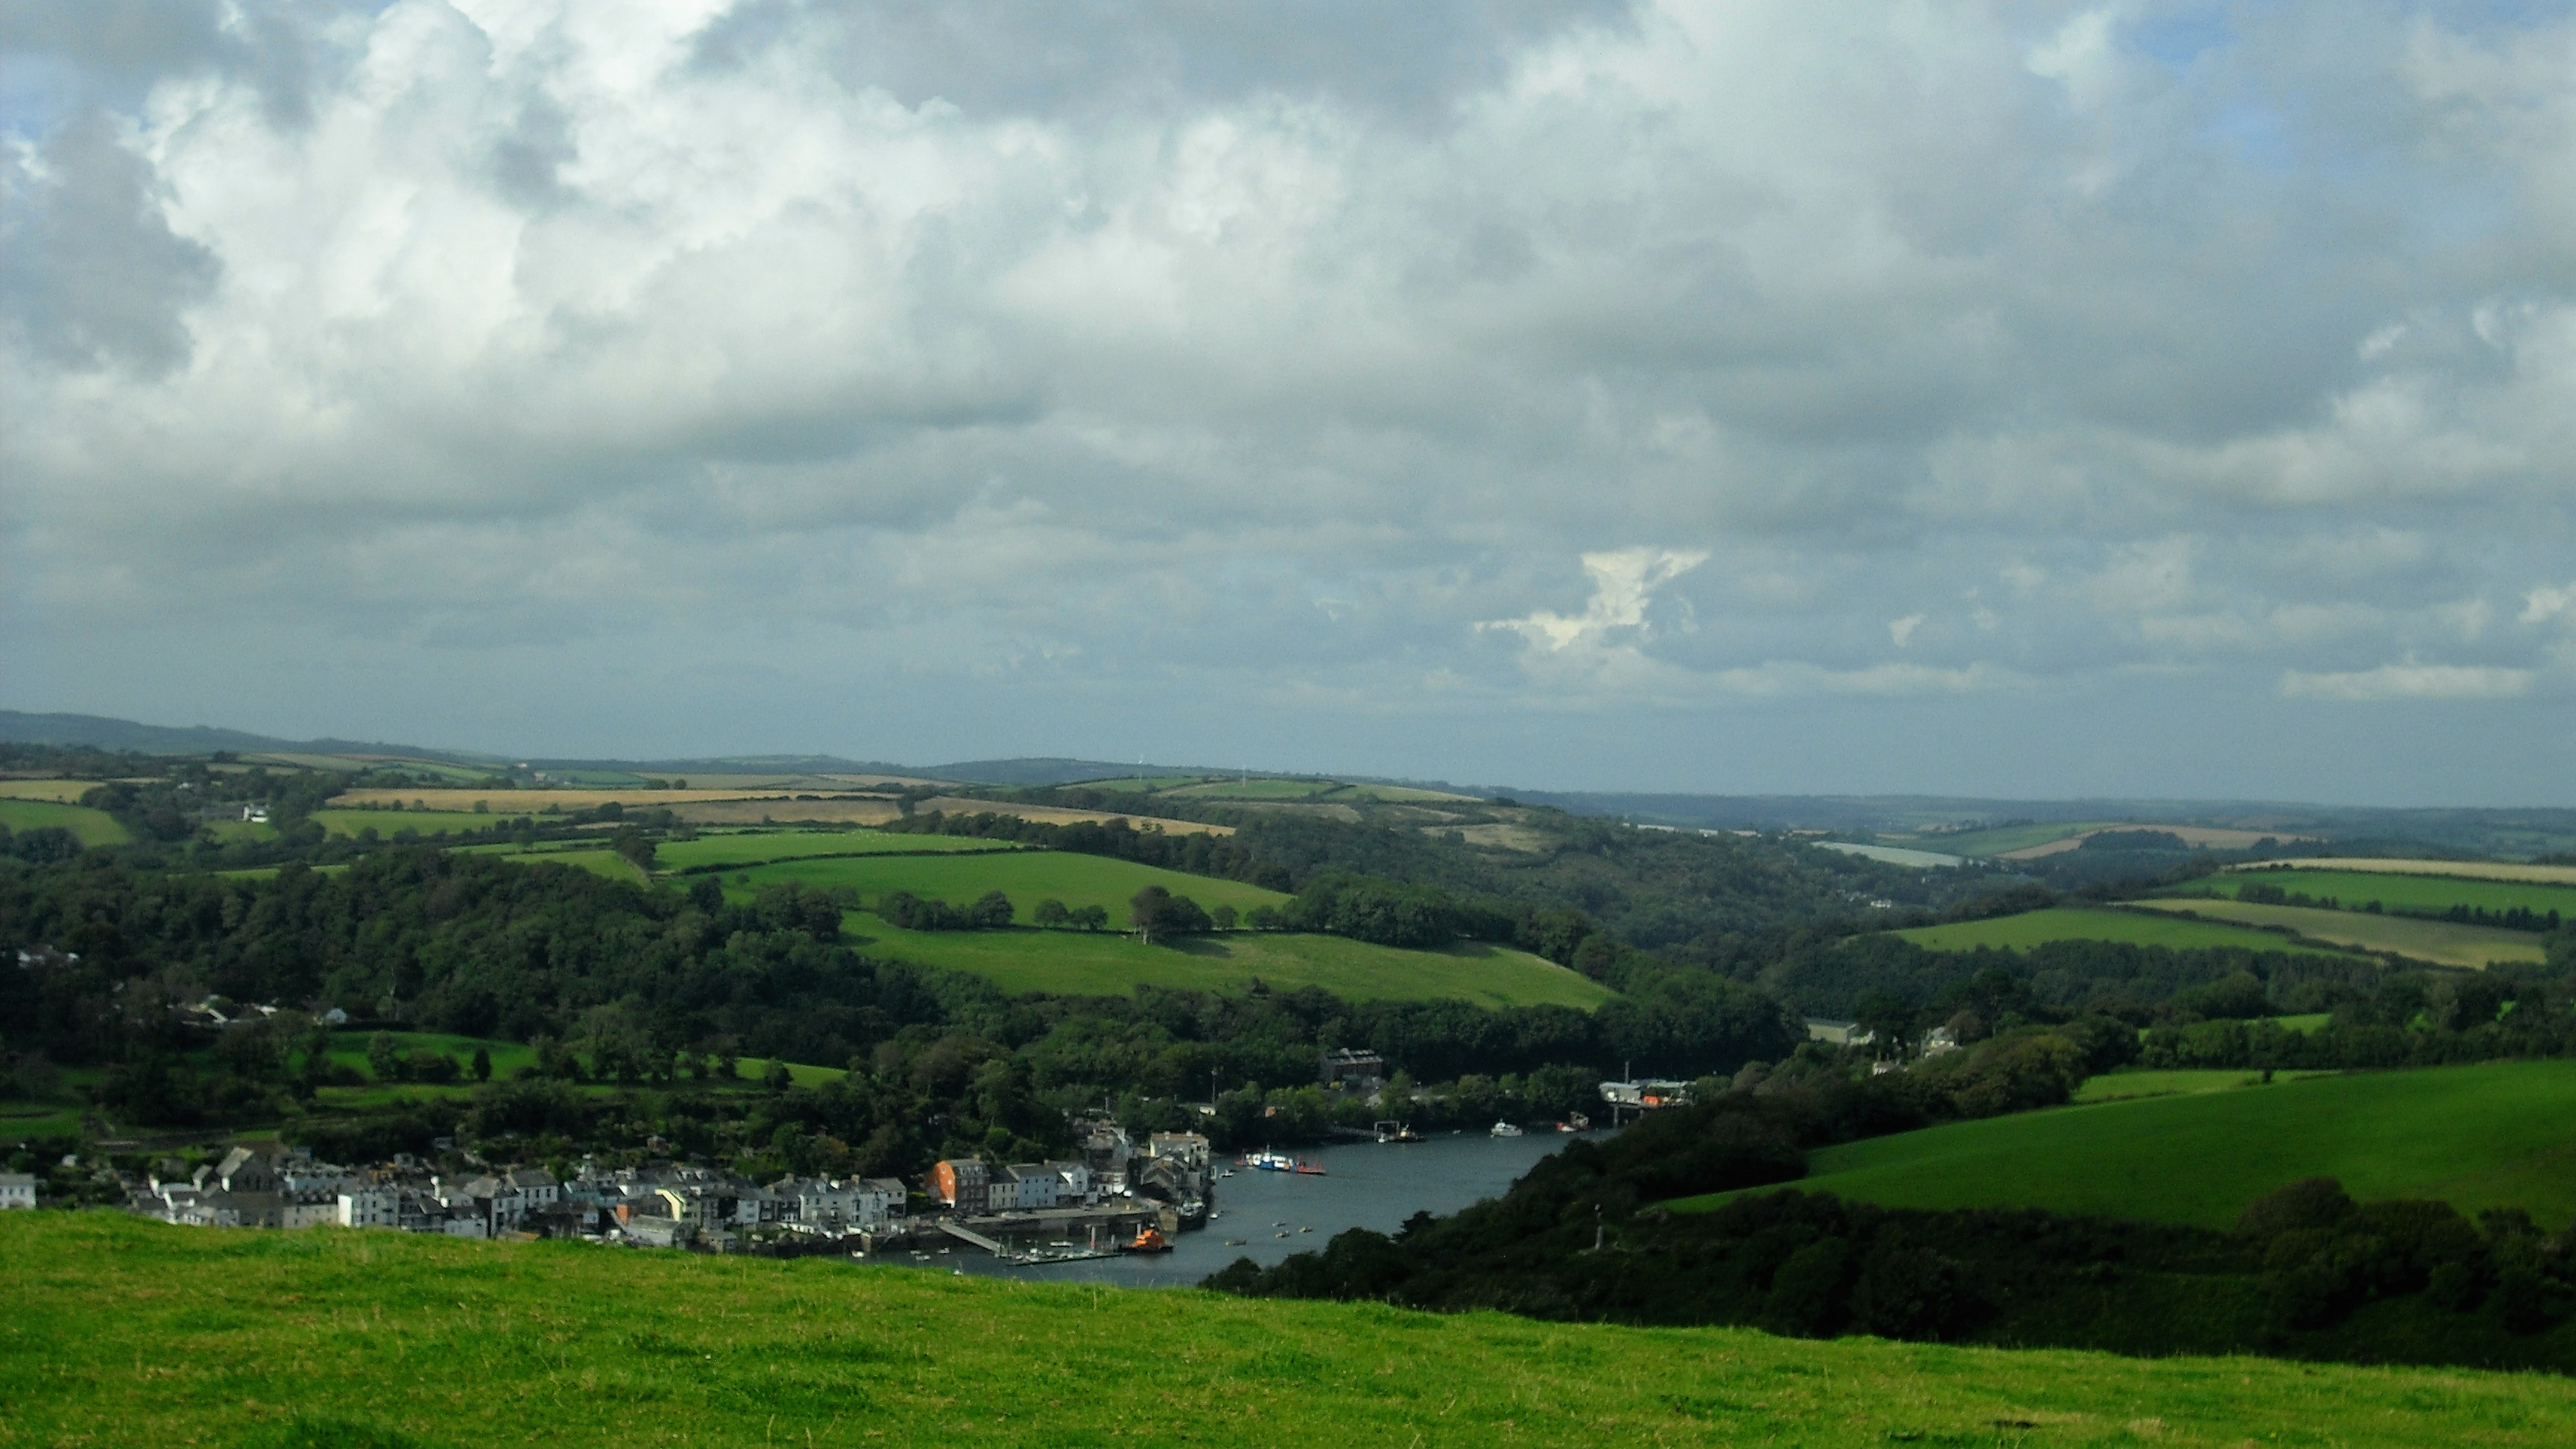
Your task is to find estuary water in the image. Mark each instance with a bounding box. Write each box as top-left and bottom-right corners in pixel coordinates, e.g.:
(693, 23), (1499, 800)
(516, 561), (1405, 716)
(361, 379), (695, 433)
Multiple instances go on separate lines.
(921, 1129), (1594, 1289)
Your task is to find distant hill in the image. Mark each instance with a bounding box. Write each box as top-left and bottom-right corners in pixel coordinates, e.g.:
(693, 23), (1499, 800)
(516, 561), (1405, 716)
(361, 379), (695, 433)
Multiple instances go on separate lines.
(0, 710), (487, 762)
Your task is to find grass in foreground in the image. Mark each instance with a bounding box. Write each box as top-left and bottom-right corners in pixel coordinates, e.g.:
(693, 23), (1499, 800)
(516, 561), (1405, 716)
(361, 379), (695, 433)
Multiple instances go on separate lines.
(2128, 898), (2546, 968)
(1681, 1059), (2576, 1230)
(0, 798), (130, 846)
(7, 1213), (2575, 1448)
(839, 919), (1614, 1008)
(1890, 906), (2355, 959)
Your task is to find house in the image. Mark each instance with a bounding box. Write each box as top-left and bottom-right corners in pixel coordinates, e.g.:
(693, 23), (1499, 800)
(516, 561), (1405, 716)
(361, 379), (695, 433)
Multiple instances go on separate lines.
(1922, 1026), (1961, 1058)
(338, 1184), (400, 1229)
(929, 1159), (988, 1215)
(281, 1194), (339, 1230)
(780, 1177), (860, 1229)
(503, 1167), (560, 1209)
(214, 1146), (278, 1193)
(240, 804), (271, 824)
(1000, 1164), (1060, 1211)
(854, 1178), (907, 1228)
(1803, 1018), (1875, 1048)
(1319, 1048), (1386, 1089)
(0, 1173), (36, 1210)
(1049, 1160), (1092, 1203)
(1598, 1079), (1690, 1110)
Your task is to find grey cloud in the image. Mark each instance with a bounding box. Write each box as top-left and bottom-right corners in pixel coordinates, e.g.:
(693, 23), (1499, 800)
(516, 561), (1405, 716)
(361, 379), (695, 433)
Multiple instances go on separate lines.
(0, 108), (215, 373)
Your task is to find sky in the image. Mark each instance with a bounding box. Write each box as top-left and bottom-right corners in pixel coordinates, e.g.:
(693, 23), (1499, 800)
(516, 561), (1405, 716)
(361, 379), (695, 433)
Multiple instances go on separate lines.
(2, 1), (2572, 804)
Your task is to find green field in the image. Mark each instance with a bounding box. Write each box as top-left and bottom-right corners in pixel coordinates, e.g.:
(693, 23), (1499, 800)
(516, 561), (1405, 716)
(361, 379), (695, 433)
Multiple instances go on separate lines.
(1682, 1060), (2576, 1231)
(312, 809), (502, 839)
(841, 919), (1611, 1008)
(730, 850), (1289, 921)
(1162, 777), (1347, 799)
(502, 849), (648, 886)
(9, 1214), (2574, 1447)
(310, 1031), (842, 1099)
(0, 798), (130, 846)
(2074, 1067), (2334, 1103)
(1890, 906), (2355, 959)
(651, 829), (1021, 873)
(2205, 869), (2576, 919)
(2129, 899), (2546, 969)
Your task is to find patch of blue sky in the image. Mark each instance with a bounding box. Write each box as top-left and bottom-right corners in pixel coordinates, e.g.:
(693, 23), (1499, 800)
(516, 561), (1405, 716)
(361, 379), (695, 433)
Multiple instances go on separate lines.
(2126, 5), (2236, 73)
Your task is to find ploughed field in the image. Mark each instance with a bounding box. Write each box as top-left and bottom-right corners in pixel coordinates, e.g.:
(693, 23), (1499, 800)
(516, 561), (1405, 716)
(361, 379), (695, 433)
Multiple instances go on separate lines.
(7, 1213), (2574, 1448)
(1889, 906), (2356, 959)
(1677, 1060), (2576, 1231)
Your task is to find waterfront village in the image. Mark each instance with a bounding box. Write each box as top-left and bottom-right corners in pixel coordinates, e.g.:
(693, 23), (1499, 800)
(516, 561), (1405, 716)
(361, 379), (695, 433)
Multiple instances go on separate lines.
(0, 1052), (1693, 1263)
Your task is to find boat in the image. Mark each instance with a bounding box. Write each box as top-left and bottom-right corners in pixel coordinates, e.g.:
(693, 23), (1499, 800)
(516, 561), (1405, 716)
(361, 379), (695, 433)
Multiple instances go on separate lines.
(1242, 1149), (1297, 1172)
(1223, 1238), (1248, 1247)
(1556, 1112), (1591, 1132)
(1273, 1231), (1289, 1239)
(1117, 1226), (1172, 1254)
(1292, 1160), (1327, 1175)
(1298, 1226), (1313, 1234)
(1491, 1120), (1525, 1137)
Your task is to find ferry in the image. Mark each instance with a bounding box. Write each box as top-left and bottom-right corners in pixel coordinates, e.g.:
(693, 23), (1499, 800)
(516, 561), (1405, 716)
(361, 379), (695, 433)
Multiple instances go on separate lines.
(1490, 1120), (1525, 1137)
(1292, 1159), (1327, 1175)
(1241, 1149), (1298, 1172)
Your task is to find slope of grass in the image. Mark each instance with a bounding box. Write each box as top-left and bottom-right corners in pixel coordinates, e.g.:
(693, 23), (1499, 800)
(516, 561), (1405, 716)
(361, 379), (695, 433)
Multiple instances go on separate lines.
(2200, 869), (2576, 920)
(502, 849), (648, 886)
(1890, 906), (2355, 959)
(0, 798), (130, 847)
(2128, 898), (2546, 969)
(839, 920), (1613, 1008)
(2074, 1068), (2334, 1103)
(730, 850), (1289, 920)
(1679, 1060), (2576, 1231)
(8, 1213), (2575, 1448)
(1920, 821), (2118, 856)
(651, 828), (1022, 873)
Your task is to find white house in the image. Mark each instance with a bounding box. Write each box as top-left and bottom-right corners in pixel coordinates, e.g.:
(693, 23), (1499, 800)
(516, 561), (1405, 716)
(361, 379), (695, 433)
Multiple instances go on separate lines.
(337, 1186), (400, 1229)
(1001, 1164), (1061, 1211)
(0, 1173), (36, 1210)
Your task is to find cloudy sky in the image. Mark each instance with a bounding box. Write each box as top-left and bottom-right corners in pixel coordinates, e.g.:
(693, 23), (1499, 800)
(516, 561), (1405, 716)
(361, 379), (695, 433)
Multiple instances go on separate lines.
(4, 1), (2572, 803)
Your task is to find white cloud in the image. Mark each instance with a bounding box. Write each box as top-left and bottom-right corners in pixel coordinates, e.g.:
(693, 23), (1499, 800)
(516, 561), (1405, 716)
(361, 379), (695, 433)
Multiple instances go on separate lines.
(1888, 613), (1925, 648)
(2281, 664), (2534, 701)
(2526, 581), (2576, 625)
(1480, 547), (1708, 653)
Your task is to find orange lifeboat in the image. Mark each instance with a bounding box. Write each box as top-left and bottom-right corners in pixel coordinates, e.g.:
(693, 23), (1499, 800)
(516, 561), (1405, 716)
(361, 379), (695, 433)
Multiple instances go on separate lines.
(1118, 1226), (1172, 1254)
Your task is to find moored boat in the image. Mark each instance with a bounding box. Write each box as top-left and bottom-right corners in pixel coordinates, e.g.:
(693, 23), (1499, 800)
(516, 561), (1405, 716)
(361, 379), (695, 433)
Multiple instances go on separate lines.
(1491, 1120), (1524, 1137)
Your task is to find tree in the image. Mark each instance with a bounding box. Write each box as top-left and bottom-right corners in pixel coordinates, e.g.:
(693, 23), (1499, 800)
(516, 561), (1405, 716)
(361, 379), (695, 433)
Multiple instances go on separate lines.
(1073, 904), (1109, 931)
(366, 1032), (400, 1082)
(613, 827), (657, 873)
(763, 1059), (794, 1093)
(969, 890), (1015, 929)
(1032, 898), (1071, 928)
(470, 1046), (493, 1082)
(1131, 887), (1212, 944)
(1211, 903), (1238, 932)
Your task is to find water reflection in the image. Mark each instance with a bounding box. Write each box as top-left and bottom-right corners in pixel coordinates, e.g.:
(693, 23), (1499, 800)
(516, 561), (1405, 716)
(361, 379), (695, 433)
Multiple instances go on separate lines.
(901, 1130), (1592, 1289)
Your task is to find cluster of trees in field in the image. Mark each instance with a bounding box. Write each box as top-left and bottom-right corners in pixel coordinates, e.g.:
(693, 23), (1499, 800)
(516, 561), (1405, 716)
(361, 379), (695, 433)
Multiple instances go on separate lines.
(2234, 878), (2566, 931)
(1211, 1086), (2576, 1373)
(877, 889), (1017, 931)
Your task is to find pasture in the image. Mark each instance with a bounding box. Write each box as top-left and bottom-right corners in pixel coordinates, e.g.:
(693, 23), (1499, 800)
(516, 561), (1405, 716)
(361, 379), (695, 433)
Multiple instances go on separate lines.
(2238, 856), (2576, 888)
(502, 849), (648, 886)
(835, 920), (1611, 1007)
(727, 850), (1287, 921)
(1889, 906), (2355, 959)
(0, 798), (130, 846)
(2128, 898), (2547, 969)
(2074, 1067), (2333, 1103)
(651, 829), (1021, 873)
(311, 809), (502, 839)
(1679, 1059), (2576, 1231)
(2199, 868), (2576, 920)
(11, 1214), (2576, 1448)
(0, 779), (102, 802)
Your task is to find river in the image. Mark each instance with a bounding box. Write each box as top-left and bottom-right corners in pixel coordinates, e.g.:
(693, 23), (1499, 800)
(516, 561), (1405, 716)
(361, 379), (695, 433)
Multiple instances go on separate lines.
(910, 1129), (1594, 1288)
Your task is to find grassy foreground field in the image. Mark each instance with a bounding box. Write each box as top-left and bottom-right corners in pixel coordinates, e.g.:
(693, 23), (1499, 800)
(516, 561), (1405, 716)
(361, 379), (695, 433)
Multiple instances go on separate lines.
(840, 919), (1611, 1007)
(732, 850), (1289, 921)
(1682, 1060), (2576, 1231)
(1890, 906), (2354, 959)
(0, 798), (130, 846)
(2129, 898), (2547, 968)
(7, 1214), (2575, 1448)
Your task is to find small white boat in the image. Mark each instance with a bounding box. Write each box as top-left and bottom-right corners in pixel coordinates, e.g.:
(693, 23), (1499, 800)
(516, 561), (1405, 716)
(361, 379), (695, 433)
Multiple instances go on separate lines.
(1491, 1120), (1525, 1137)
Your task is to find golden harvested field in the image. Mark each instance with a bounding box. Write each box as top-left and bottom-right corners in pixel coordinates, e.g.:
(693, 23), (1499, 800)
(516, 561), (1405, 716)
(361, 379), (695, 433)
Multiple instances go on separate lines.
(332, 787), (827, 811)
(0, 779), (97, 802)
(2001, 824), (2317, 859)
(2232, 857), (2576, 887)
(916, 797), (1234, 835)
